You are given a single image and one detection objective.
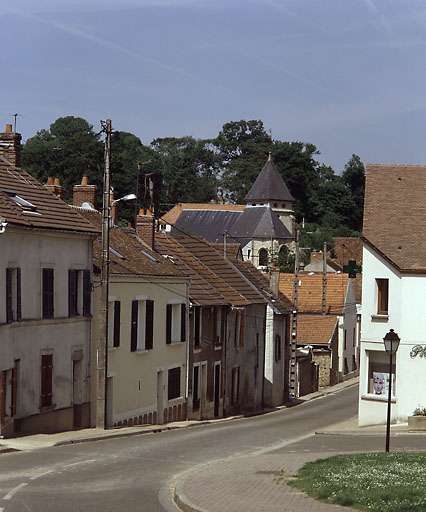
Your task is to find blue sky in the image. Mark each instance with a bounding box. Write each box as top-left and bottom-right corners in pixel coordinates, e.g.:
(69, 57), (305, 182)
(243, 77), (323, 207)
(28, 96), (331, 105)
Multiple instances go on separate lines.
(2, 0), (426, 173)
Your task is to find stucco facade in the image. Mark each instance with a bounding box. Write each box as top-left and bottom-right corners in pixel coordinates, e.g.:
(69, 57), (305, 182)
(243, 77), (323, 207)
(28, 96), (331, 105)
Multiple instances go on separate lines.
(1, 228), (93, 435)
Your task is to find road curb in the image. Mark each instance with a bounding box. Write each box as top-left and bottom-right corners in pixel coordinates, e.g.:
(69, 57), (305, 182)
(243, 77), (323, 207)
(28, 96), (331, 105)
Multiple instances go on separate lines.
(174, 480), (207, 512)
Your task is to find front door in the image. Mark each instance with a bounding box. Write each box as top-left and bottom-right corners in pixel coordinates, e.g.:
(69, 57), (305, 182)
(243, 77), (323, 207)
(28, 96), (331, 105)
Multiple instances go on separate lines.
(72, 361), (82, 428)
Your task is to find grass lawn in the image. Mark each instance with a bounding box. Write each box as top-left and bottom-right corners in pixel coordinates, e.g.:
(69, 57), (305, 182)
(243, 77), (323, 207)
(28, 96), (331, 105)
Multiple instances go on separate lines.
(284, 452), (426, 512)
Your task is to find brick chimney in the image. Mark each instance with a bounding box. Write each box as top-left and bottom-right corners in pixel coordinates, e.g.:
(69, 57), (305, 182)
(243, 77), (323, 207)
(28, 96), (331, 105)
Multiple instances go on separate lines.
(73, 174), (97, 208)
(45, 176), (64, 199)
(136, 208), (155, 249)
(0, 124), (21, 167)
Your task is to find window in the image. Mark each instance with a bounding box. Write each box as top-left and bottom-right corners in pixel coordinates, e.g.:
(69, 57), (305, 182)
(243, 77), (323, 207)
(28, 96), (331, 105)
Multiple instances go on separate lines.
(274, 334), (282, 362)
(42, 268), (54, 319)
(258, 248), (268, 266)
(1, 189), (37, 213)
(41, 354), (53, 407)
(367, 350), (395, 397)
(166, 303), (186, 344)
(131, 299), (154, 351)
(213, 306), (226, 346)
(234, 310), (245, 348)
(69, 269), (91, 317)
(194, 307), (201, 348)
(193, 365), (200, 410)
(168, 367), (181, 400)
(376, 278), (389, 315)
(6, 267), (21, 323)
(108, 301), (121, 348)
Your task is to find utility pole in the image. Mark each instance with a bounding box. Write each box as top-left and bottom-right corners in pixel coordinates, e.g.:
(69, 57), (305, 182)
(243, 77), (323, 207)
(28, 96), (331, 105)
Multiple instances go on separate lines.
(322, 241), (327, 315)
(290, 229), (300, 398)
(97, 119), (112, 429)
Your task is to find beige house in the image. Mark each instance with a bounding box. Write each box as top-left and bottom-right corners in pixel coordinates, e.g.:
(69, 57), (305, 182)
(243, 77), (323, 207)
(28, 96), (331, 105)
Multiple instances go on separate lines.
(77, 208), (189, 427)
(0, 127), (98, 435)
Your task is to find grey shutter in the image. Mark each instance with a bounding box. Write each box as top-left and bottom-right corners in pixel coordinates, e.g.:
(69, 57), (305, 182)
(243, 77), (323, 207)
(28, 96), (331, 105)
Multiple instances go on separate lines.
(166, 304), (172, 344)
(145, 300), (154, 350)
(180, 303), (186, 342)
(83, 270), (91, 316)
(131, 300), (138, 352)
(42, 268), (54, 319)
(113, 301), (121, 348)
(68, 269), (77, 317)
(16, 268), (21, 321)
(6, 268), (12, 323)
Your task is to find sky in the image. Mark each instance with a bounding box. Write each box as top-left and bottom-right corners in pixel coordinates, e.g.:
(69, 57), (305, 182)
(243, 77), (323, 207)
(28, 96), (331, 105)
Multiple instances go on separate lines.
(2, 0), (426, 173)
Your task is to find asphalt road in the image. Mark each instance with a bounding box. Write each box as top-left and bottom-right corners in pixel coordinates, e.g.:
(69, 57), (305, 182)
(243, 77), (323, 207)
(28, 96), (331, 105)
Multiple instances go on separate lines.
(0, 385), (358, 512)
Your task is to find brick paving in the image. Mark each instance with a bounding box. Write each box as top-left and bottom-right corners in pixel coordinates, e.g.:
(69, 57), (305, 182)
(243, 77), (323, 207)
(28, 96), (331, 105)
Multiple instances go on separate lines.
(175, 452), (359, 512)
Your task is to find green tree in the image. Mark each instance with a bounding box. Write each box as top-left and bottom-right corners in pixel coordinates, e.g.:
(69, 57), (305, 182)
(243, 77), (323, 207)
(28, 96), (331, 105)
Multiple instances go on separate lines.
(215, 120), (273, 202)
(151, 136), (218, 214)
(342, 154), (365, 231)
(22, 116), (104, 201)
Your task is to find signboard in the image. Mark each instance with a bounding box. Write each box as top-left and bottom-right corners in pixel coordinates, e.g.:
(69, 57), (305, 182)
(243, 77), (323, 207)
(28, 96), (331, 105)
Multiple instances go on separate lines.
(373, 372), (394, 396)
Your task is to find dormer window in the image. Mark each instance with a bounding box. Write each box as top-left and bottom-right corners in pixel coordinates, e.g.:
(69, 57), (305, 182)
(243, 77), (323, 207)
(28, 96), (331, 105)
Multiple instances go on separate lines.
(1, 189), (37, 213)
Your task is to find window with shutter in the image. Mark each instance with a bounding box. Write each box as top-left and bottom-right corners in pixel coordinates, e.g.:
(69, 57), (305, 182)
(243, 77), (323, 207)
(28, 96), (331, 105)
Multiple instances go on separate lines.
(145, 300), (154, 350)
(131, 300), (138, 352)
(42, 268), (54, 319)
(41, 354), (53, 407)
(6, 267), (21, 323)
(194, 307), (201, 347)
(16, 268), (21, 321)
(193, 365), (200, 410)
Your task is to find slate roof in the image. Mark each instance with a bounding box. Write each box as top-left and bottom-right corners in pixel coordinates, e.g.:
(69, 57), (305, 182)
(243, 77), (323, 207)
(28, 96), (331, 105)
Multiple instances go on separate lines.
(162, 202), (245, 226)
(278, 273), (350, 315)
(0, 157), (98, 235)
(228, 207), (292, 246)
(171, 209), (243, 243)
(76, 208), (183, 278)
(362, 164), (426, 272)
(244, 156), (295, 203)
(296, 314), (338, 346)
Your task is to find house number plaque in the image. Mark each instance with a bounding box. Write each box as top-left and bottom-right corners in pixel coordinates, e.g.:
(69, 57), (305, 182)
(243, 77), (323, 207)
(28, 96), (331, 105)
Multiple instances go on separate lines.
(410, 345), (426, 359)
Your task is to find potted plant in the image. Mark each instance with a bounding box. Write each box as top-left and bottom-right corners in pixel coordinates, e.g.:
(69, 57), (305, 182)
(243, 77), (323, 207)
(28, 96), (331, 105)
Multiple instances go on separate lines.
(408, 406), (426, 432)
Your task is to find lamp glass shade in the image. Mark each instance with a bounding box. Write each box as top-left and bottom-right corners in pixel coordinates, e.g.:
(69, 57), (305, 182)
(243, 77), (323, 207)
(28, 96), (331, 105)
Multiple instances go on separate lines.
(383, 329), (400, 354)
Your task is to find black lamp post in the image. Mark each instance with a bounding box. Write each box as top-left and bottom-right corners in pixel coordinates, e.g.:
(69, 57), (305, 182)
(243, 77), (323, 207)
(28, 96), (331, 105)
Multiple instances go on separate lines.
(383, 329), (400, 453)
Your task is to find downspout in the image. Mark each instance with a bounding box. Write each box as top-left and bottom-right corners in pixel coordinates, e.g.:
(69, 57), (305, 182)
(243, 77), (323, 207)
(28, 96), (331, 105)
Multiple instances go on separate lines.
(185, 279), (191, 420)
(222, 306), (228, 418)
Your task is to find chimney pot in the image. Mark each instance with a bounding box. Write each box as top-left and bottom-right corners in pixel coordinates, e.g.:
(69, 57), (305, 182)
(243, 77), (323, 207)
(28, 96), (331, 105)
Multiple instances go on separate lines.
(54, 177), (60, 186)
(6, 124), (12, 133)
(81, 174), (89, 186)
(47, 176), (53, 185)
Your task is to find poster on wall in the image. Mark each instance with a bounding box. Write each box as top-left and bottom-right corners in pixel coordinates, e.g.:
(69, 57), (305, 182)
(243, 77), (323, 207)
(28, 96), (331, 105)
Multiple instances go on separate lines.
(373, 372), (395, 396)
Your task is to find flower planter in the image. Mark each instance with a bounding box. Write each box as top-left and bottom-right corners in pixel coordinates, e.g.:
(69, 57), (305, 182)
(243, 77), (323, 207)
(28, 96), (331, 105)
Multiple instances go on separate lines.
(408, 415), (426, 432)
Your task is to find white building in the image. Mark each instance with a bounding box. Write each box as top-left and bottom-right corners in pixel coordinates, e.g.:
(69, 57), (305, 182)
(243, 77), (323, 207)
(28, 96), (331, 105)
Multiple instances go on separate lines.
(0, 126), (98, 435)
(359, 164), (426, 426)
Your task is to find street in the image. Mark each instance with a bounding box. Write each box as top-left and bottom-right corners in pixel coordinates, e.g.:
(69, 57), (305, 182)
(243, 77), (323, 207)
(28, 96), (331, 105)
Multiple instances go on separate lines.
(0, 385), (358, 511)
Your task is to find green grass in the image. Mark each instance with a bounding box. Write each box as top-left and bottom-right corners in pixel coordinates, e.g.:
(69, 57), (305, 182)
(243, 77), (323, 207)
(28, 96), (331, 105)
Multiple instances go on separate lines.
(285, 452), (426, 512)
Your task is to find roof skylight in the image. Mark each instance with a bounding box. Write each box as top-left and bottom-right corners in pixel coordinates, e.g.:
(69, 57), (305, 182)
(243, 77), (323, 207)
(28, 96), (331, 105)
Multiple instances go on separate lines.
(1, 189), (37, 212)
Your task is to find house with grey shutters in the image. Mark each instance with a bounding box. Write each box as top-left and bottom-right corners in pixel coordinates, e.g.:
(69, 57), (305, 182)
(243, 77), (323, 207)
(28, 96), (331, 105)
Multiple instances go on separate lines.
(0, 125), (98, 436)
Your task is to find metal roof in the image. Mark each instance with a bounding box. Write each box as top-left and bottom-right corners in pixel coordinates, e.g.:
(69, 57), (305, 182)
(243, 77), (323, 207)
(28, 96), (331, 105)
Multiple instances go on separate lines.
(172, 209), (243, 243)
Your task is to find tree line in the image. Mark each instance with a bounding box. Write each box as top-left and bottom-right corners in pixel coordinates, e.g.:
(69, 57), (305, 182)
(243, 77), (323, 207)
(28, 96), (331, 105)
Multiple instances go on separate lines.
(21, 116), (365, 248)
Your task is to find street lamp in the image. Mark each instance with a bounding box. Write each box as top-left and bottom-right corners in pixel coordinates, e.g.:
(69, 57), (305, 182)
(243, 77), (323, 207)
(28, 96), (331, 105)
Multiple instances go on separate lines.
(383, 329), (400, 453)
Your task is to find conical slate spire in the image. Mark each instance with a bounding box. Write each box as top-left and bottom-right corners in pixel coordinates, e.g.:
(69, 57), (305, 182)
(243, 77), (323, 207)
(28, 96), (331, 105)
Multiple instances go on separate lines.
(244, 156), (295, 204)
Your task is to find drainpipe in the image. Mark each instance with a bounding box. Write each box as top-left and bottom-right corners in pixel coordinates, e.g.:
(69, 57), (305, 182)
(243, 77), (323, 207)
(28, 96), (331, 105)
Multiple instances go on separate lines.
(222, 306), (229, 417)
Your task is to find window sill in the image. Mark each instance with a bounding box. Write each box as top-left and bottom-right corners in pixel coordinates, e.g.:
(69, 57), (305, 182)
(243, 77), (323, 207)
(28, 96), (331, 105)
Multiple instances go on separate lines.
(194, 346), (201, 352)
(361, 394), (396, 403)
(371, 314), (389, 321)
(108, 347), (118, 352)
(214, 344), (223, 351)
(169, 341), (185, 346)
(134, 349), (151, 354)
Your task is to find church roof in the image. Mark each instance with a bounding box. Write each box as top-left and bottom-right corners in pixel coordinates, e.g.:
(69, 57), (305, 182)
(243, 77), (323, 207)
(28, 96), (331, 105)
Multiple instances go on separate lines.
(244, 156), (295, 203)
(228, 206), (292, 246)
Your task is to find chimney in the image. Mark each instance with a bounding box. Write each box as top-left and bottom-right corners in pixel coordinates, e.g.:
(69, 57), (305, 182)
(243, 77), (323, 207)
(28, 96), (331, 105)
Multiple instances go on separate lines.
(44, 176), (64, 199)
(73, 174), (98, 208)
(269, 267), (280, 296)
(0, 124), (22, 167)
(136, 208), (155, 249)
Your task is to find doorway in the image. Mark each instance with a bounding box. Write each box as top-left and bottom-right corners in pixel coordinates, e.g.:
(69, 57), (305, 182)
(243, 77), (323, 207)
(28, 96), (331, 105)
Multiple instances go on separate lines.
(214, 363), (221, 417)
(72, 361), (82, 428)
(157, 370), (164, 424)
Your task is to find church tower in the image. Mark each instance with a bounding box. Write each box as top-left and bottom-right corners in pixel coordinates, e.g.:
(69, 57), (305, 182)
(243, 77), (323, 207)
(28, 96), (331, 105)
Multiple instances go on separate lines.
(244, 153), (295, 237)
